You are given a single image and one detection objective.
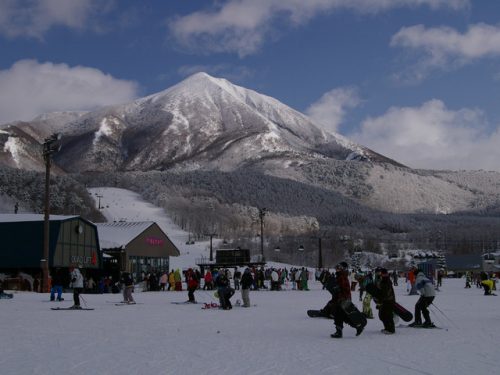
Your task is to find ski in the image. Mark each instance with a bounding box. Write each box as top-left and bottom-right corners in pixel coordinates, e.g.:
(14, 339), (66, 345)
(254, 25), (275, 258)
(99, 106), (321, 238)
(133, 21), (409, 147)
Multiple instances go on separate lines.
(171, 301), (198, 305)
(51, 307), (94, 311)
(115, 302), (142, 306)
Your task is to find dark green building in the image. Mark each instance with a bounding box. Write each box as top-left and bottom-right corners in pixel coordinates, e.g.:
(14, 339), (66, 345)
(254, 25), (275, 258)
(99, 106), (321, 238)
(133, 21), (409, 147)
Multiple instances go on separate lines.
(0, 214), (102, 274)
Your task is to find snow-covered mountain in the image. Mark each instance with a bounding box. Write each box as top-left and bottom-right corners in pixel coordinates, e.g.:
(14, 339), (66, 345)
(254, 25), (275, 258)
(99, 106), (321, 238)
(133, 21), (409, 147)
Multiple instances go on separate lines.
(2, 72), (500, 216)
(1, 72), (398, 173)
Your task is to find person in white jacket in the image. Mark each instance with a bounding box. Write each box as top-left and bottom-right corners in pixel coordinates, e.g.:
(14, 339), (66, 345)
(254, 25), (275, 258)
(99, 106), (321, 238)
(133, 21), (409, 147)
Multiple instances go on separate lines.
(69, 265), (84, 309)
(408, 270), (436, 327)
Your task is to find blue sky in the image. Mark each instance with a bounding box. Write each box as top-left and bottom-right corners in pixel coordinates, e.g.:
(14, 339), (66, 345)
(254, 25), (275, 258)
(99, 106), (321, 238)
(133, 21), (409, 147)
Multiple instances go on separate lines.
(1, 0), (500, 171)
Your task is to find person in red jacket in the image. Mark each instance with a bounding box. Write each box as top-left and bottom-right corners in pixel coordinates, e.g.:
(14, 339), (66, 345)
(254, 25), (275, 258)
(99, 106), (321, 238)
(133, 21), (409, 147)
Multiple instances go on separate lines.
(203, 270), (213, 290)
(186, 268), (199, 303)
(330, 262), (357, 338)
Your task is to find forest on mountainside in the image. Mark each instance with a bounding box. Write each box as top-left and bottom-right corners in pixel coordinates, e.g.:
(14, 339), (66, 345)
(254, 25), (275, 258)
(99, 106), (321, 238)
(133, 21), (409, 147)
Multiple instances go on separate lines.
(76, 170), (500, 256)
(1, 165), (499, 258)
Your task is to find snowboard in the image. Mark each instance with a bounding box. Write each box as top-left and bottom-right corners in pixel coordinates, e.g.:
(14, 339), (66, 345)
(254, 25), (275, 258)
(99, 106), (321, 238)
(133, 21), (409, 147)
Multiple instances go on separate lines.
(202, 302), (220, 309)
(365, 283), (413, 322)
(307, 309), (331, 318)
(400, 324), (442, 330)
(51, 307), (94, 311)
(340, 300), (367, 329)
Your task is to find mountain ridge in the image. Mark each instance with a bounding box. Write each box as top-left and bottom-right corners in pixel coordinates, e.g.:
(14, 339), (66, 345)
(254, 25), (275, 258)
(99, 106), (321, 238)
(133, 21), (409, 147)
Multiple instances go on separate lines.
(1, 72), (499, 219)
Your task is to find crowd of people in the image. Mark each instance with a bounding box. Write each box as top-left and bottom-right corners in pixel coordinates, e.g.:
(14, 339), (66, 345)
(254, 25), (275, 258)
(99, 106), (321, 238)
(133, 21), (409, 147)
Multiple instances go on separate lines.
(24, 260), (497, 335)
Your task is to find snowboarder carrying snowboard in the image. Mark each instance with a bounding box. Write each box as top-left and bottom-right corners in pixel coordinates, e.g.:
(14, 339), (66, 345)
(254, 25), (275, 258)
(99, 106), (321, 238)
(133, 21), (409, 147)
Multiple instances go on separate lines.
(374, 268), (396, 334)
(329, 262), (365, 338)
(408, 269), (436, 328)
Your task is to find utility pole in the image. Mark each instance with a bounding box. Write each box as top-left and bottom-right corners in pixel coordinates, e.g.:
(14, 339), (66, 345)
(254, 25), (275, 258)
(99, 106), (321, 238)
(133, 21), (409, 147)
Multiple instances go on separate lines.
(41, 133), (62, 293)
(96, 194), (103, 209)
(205, 233), (217, 261)
(259, 208), (267, 261)
(318, 237), (323, 269)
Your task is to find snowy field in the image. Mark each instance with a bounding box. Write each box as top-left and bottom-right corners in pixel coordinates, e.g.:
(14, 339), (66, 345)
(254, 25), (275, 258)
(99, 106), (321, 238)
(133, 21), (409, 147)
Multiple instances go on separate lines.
(2, 187), (500, 375)
(1, 279), (500, 375)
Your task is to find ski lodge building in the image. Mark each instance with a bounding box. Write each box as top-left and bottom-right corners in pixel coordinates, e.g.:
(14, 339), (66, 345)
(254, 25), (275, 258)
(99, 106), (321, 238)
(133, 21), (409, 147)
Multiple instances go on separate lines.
(96, 221), (180, 281)
(0, 215), (180, 288)
(0, 214), (102, 283)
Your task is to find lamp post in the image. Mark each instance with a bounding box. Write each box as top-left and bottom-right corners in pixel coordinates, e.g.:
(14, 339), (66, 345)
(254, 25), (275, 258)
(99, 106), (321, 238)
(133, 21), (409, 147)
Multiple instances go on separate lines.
(205, 232), (217, 261)
(274, 246), (280, 263)
(298, 245), (305, 266)
(96, 194), (103, 209)
(317, 237), (323, 269)
(258, 208), (267, 261)
(41, 133), (62, 293)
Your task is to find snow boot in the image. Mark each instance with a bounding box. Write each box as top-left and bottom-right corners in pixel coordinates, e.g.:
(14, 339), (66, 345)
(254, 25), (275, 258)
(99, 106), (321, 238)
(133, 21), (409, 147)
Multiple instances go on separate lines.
(422, 322), (435, 328)
(331, 327), (343, 339)
(408, 321), (422, 327)
(356, 324), (365, 336)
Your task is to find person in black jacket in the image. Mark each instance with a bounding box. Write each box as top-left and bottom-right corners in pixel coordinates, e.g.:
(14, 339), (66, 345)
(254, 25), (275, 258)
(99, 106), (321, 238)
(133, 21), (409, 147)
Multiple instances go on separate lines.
(215, 271), (233, 310)
(376, 268), (396, 334)
(50, 268), (64, 301)
(240, 268), (254, 307)
(120, 272), (135, 304)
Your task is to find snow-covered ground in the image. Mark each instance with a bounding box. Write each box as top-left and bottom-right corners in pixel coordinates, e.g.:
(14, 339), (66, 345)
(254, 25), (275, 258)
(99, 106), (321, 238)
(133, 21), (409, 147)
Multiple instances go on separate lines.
(1, 188), (500, 375)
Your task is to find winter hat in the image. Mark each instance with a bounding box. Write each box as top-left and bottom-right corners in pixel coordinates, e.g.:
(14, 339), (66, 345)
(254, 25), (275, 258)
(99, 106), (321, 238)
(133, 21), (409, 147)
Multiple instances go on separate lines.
(336, 262), (348, 270)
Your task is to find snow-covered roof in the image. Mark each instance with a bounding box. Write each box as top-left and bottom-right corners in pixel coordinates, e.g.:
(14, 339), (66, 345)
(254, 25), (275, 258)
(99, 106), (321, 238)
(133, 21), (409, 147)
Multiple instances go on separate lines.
(0, 214), (79, 223)
(96, 221), (159, 249)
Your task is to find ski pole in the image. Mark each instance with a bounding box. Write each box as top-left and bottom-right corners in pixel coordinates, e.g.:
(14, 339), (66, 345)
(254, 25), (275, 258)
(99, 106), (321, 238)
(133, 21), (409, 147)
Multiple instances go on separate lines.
(80, 294), (89, 308)
(430, 303), (459, 329)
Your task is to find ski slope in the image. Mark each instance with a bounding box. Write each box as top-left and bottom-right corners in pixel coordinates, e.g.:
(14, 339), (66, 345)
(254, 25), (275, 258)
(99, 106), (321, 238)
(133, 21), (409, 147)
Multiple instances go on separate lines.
(88, 187), (214, 271)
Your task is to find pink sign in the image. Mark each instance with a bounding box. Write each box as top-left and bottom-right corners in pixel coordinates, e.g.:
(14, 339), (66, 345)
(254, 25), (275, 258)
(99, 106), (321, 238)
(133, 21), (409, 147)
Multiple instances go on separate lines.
(145, 237), (164, 246)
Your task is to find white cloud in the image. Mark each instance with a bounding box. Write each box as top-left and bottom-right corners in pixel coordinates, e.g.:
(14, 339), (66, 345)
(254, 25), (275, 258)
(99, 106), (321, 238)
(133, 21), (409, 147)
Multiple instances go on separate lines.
(0, 0), (111, 39)
(350, 99), (500, 171)
(306, 87), (360, 133)
(168, 0), (469, 56)
(391, 23), (500, 81)
(0, 60), (139, 124)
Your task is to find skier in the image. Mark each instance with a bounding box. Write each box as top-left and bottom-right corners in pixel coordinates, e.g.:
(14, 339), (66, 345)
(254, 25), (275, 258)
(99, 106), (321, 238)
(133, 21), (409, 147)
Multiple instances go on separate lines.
(233, 268), (241, 290)
(408, 269), (436, 328)
(362, 271), (374, 319)
(375, 268), (396, 334)
(203, 269), (213, 290)
(215, 271), (232, 309)
(480, 272), (493, 295)
(120, 271), (135, 304)
(168, 270), (175, 291)
(69, 265), (84, 309)
(0, 280), (13, 299)
(241, 268), (254, 307)
(330, 262), (364, 338)
(50, 267), (64, 302)
(186, 268), (199, 303)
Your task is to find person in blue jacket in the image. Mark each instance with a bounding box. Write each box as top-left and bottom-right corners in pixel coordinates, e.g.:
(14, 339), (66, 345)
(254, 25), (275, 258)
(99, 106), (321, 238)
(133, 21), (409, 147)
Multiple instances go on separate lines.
(409, 269), (436, 327)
